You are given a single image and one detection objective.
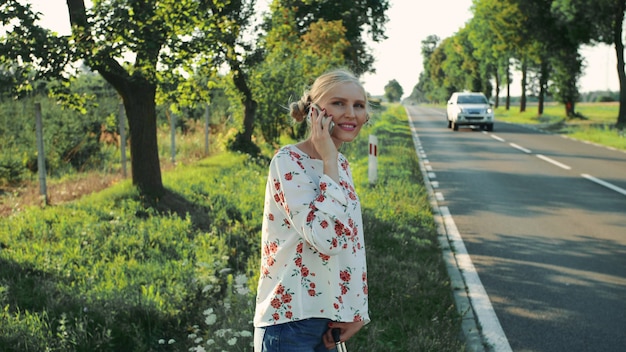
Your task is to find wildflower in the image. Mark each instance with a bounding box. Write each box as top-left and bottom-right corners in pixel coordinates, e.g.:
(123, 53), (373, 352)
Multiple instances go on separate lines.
(158, 339), (165, 345)
(227, 337), (237, 346)
(168, 339), (176, 344)
(205, 312), (217, 326)
(235, 274), (247, 286)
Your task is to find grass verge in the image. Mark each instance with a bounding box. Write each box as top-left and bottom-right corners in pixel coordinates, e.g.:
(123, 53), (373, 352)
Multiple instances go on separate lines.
(494, 102), (626, 151)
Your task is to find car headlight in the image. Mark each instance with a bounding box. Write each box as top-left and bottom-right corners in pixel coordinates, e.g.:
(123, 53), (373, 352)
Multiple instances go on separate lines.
(487, 108), (493, 114)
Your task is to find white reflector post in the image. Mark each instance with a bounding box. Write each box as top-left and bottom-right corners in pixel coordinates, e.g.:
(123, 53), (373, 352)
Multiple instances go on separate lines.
(368, 134), (378, 185)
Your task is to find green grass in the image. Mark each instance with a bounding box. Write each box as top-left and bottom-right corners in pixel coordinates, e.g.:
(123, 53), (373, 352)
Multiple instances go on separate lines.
(494, 102), (626, 151)
(0, 104), (465, 351)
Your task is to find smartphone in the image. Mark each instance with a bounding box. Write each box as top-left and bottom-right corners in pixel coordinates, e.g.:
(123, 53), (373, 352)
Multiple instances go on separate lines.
(308, 103), (335, 134)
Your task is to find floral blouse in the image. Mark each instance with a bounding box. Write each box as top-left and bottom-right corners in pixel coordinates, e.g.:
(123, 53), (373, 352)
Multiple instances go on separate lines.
(253, 145), (370, 327)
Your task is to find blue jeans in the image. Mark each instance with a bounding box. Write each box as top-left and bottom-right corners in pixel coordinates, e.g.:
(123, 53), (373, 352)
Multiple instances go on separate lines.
(254, 318), (337, 352)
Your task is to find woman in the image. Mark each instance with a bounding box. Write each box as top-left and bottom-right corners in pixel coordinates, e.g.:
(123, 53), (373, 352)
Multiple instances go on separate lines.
(254, 68), (370, 352)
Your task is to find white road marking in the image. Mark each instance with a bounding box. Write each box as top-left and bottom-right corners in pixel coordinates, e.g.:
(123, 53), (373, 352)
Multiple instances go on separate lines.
(582, 174), (626, 196)
(536, 154), (572, 170)
(440, 206), (513, 352)
(490, 134), (505, 142)
(510, 143), (532, 154)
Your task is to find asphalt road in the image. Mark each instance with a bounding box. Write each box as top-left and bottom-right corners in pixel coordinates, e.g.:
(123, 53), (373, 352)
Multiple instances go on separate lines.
(405, 105), (626, 352)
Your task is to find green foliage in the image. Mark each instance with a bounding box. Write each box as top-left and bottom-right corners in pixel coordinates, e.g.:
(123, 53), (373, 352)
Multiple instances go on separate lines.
(0, 103), (465, 351)
(0, 151), (266, 351)
(383, 79), (403, 102)
(417, 0), (625, 127)
(0, 0), (71, 99)
(251, 5), (350, 145)
(0, 75), (122, 184)
(276, 0), (390, 75)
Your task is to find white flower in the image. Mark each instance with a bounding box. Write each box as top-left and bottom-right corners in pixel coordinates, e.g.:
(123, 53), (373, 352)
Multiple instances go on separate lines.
(239, 330), (252, 337)
(236, 286), (250, 295)
(234, 274), (247, 286)
(206, 339), (215, 346)
(203, 308), (214, 316)
(195, 346), (206, 352)
(227, 337), (237, 346)
(194, 337), (203, 344)
(215, 329), (229, 338)
(168, 339), (176, 344)
(188, 333), (197, 339)
(158, 339), (165, 345)
(205, 313), (217, 326)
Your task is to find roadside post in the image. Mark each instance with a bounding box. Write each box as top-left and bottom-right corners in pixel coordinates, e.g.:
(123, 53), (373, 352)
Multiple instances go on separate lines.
(170, 109), (176, 164)
(118, 103), (127, 178)
(34, 103), (48, 205)
(204, 103), (210, 156)
(368, 134), (378, 185)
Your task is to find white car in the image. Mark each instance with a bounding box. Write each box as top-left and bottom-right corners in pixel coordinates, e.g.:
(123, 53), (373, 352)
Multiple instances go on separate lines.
(446, 92), (494, 131)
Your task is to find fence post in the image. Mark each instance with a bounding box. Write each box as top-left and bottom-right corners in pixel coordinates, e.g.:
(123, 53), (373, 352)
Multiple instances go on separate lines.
(34, 103), (48, 205)
(368, 134), (378, 185)
(204, 103), (210, 156)
(170, 108), (176, 164)
(118, 103), (128, 178)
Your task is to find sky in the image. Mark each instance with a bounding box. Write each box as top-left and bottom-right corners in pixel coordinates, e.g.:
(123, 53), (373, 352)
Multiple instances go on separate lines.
(30, 0), (620, 98)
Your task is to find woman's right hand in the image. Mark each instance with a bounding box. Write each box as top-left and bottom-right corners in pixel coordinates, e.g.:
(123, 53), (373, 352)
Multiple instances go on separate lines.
(309, 106), (340, 182)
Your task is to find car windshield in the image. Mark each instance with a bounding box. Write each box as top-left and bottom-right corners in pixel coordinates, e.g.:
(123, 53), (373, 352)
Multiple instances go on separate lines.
(457, 95), (488, 104)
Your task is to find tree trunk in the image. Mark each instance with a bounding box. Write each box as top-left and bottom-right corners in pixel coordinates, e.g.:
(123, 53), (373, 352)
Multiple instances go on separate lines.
(538, 61), (548, 116)
(121, 82), (163, 197)
(613, 0), (626, 130)
(520, 59), (527, 113)
(229, 58), (259, 154)
(66, 0), (164, 197)
(494, 68), (501, 108)
(506, 61), (511, 110)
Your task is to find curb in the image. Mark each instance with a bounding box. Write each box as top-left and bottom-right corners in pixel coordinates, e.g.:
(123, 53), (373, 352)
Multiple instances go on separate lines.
(407, 112), (488, 352)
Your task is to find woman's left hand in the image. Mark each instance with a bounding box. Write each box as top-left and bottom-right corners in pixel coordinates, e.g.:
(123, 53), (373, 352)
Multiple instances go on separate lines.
(322, 320), (365, 350)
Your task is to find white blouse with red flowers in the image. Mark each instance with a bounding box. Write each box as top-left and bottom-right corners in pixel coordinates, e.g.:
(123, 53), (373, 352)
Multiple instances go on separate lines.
(253, 145), (370, 327)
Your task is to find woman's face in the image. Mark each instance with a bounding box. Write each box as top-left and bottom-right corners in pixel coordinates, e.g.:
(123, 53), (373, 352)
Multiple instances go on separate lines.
(318, 82), (368, 145)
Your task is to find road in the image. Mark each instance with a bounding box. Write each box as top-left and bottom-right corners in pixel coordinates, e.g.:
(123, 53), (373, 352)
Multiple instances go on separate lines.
(405, 105), (626, 352)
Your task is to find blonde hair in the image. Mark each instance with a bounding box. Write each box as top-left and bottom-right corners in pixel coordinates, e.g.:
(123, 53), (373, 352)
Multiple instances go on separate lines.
(289, 68), (370, 123)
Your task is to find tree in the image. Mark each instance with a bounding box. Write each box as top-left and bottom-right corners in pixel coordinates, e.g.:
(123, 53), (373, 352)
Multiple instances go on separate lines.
(64, 0), (260, 197)
(384, 79), (403, 102)
(471, 0), (531, 110)
(252, 5), (348, 144)
(0, 0), (70, 99)
(274, 0), (390, 75)
(412, 35), (437, 102)
(552, 0), (626, 128)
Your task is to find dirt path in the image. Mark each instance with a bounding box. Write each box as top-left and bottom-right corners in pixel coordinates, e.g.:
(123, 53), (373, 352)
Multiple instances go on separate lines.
(0, 173), (122, 217)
